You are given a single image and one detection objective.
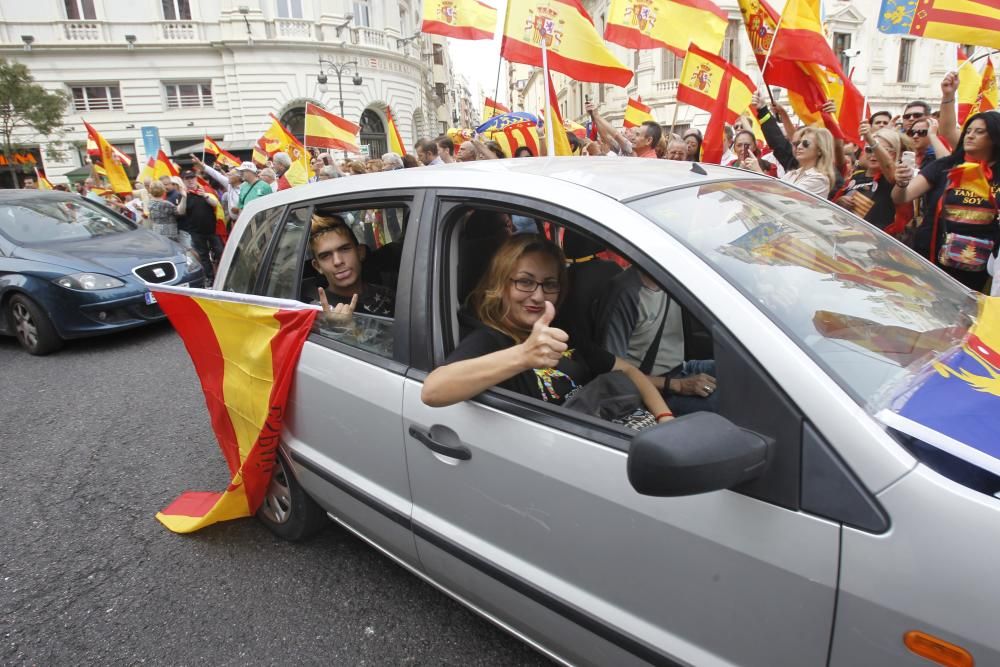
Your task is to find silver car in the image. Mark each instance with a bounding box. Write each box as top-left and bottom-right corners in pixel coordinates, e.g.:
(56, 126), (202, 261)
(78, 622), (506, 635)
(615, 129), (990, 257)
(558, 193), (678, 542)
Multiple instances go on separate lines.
(214, 158), (997, 667)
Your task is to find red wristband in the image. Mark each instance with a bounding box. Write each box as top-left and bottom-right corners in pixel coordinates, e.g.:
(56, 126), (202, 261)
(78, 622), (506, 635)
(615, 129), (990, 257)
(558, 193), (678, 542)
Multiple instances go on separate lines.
(654, 412), (673, 422)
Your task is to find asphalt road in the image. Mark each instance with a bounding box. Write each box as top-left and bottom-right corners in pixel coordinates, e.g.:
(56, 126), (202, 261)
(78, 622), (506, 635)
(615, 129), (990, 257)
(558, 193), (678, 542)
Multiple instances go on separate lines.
(0, 323), (551, 666)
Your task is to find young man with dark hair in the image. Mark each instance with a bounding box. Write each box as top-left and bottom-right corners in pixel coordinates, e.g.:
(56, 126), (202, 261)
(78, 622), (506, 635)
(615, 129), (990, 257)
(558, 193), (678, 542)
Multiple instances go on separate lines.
(435, 135), (455, 163)
(870, 111), (892, 130)
(901, 101), (931, 132)
(414, 138), (443, 166)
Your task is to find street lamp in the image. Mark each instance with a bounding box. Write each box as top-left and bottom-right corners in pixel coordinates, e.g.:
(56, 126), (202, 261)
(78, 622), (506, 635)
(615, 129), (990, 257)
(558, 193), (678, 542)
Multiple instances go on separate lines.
(317, 57), (363, 119)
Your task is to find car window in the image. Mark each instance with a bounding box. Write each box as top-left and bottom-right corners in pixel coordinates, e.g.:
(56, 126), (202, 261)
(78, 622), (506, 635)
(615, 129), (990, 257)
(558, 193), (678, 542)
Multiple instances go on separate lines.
(307, 203), (408, 360)
(262, 206), (310, 299)
(628, 180), (979, 410)
(222, 205), (285, 295)
(0, 199), (133, 245)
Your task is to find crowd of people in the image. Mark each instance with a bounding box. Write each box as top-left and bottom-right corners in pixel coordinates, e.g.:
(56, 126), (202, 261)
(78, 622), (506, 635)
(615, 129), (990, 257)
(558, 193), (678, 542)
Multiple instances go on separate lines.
(46, 67), (997, 295)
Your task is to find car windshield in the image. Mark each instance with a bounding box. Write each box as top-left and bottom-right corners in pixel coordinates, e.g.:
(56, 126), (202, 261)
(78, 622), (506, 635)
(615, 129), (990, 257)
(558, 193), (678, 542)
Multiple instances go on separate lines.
(0, 199), (133, 245)
(630, 179), (980, 410)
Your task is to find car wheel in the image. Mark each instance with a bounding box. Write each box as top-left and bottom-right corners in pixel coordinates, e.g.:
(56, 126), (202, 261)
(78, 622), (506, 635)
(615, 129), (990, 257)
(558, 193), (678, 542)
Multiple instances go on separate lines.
(256, 452), (327, 541)
(9, 294), (63, 356)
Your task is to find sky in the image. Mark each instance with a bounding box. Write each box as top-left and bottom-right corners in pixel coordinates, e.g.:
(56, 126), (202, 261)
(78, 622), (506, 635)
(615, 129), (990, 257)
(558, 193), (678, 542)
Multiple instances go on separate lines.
(445, 0), (509, 106)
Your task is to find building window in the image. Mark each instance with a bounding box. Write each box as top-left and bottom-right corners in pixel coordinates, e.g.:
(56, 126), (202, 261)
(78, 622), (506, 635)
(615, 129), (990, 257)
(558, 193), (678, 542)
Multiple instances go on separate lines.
(962, 44), (976, 58)
(400, 7), (409, 34)
(64, 0), (96, 20)
(162, 0), (191, 20)
(661, 50), (682, 79)
(433, 43), (444, 65)
(70, 84), (122, 111)
(723, 20), (741, 65)
(353, 0), (370, 27)
(164, 82), (213, 109)
(276, 0), (302, 18)
(833, 32), (853, 72)
(435, 82), (447, 102)
(897, 38), (914, 82)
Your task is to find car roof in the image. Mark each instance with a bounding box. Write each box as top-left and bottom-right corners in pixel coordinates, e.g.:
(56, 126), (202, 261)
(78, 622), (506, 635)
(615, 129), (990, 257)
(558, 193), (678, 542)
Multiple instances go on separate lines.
(246, 157), (767, 216)
(0, 190), (78, 202)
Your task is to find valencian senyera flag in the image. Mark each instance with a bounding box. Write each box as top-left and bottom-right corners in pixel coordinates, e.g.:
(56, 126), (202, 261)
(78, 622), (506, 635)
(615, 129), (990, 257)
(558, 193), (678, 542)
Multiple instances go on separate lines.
(877, 0), (1000, 50)
(476, 111), (541, 157)
(604, 0), (727, 58)
(877, 297), (1000, 476)
(152, 285), (318, 533)
(422, 0), (498, 40)
(501, 0), (634, 87)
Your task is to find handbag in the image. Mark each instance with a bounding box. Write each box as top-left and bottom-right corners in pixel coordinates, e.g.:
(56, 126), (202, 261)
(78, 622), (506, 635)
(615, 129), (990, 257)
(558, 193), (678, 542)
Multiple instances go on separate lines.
(564, 371), (657, 431)
(937, 233), (995, 272)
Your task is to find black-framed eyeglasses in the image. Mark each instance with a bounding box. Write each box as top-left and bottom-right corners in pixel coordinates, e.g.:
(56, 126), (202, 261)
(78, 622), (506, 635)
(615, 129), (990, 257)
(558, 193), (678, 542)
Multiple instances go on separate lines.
(511, 277), (561, 294)
(792, 139), (812, 149)
(907, 129), (929, 137)
(902, 112), (925, 120)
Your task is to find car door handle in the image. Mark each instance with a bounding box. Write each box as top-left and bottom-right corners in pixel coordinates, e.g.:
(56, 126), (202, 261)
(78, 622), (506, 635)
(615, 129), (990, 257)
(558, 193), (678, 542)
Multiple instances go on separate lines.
(409, 426), (472, 461)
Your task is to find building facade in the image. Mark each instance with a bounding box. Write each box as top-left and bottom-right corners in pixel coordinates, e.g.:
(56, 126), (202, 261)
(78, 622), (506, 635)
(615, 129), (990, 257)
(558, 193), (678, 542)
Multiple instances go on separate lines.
(0, 0), (457, 185)
(511, 0), (989, 137)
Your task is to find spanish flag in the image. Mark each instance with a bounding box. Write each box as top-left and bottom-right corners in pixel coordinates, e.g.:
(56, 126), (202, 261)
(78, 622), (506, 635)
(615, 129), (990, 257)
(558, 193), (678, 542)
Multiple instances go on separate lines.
(154, 149), (179, 179)
(501, 0), (633, 88)
(968, 58), (998, 119)
(386, 106), (407, 156)
(203, 136), (241, 169)
(957, 48), (980, 124)
(604, 0), (727, 58)
(482, 96), (511, 122)
(34, 167), (53, 190)
(260, 114), (312, 179)
(476, 111), (541, 157)
(304, 102), (361, 154)
(623, 97), (654, 128)
(676, 44), (756, 125)
(876, 0), (1000, 50)
(545, 72), (574, 156)
(152, 286), (317, 533)
(83, 121), (132, 195)
(86, 134), (133, 167)
(421, 0), (498, 40)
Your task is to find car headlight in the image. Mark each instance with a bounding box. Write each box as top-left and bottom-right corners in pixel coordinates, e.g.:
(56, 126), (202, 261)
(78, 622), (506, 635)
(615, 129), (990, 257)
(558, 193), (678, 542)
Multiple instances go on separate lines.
(185, 250), (202, 272)
(54, 272), (126, 290)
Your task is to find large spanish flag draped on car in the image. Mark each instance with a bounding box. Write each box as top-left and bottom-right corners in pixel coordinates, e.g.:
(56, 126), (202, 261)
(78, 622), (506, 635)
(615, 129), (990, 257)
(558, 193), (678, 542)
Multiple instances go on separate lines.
(421, 0), (498, 40)
(151, 285), (318, 533)
(878, 297), (1000, 476)
(876, 0), (1000, 50)
(501, 0), (633, 87)
(604, 0), (727, 58)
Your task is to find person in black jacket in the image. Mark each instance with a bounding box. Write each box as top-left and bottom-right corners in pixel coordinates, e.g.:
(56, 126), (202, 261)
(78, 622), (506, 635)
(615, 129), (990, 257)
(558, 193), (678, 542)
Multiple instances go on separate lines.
(177, 170), (224, 281)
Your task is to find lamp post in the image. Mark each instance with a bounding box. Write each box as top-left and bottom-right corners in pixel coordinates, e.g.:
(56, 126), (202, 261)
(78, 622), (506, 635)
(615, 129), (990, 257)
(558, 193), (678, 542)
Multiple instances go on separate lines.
(317, 57), (362, 120)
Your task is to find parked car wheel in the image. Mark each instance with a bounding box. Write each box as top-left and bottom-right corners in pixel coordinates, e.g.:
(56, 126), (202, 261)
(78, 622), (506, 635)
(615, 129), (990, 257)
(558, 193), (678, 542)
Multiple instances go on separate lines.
(256, 452), (327, 541)
(9, 294), (63, 356)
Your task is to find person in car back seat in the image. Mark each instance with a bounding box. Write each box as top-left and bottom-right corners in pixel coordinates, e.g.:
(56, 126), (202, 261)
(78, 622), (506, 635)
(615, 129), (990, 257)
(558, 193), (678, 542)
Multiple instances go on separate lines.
(310, 214), (395, 325)
(421, 235), (674, 424)
(595, 266), (718, 416)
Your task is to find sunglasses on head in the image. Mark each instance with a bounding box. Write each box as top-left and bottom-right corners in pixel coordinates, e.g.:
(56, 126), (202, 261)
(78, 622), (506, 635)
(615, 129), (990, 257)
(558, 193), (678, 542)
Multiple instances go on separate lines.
(902, 112), (925, 120)
(907, 128), (929, 137)
(792, 139), (812, 149)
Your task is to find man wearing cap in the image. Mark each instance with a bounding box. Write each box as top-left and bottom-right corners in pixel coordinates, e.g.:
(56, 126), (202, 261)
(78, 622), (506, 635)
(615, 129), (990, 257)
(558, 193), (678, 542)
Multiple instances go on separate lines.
(232, 161), (271, 218)
(177, 169), (224, 282)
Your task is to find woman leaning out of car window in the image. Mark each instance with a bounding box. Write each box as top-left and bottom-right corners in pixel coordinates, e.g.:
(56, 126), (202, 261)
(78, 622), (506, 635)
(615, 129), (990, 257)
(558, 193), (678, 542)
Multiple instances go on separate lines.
(421, 235), (674, 423)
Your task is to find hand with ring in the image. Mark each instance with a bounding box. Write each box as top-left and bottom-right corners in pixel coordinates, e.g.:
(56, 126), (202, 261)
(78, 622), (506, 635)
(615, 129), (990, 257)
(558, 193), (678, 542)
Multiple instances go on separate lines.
(670, 373), (717, 398)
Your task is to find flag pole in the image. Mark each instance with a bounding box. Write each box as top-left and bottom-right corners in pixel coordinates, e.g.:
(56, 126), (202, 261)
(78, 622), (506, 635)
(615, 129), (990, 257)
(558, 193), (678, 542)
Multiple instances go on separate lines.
(201, 132), (206, 164)
(541, 40), (555, 157)
(760, 12), (785, 108)
(669, 102), (680, 137)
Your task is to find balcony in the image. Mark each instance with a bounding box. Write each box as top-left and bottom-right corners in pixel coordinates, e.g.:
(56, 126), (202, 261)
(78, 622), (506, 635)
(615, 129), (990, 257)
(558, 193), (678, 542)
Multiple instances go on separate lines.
(351, 27), (389, 50)
(60, 20), (106, 42)
(272, 19), (313, 40)
(159, 21), (199, 41)
(655, 79), (679, 95)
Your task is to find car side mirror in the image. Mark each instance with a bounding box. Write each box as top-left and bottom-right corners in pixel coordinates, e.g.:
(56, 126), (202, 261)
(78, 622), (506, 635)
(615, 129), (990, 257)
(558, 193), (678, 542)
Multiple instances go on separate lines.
(627, 412), (771, 497)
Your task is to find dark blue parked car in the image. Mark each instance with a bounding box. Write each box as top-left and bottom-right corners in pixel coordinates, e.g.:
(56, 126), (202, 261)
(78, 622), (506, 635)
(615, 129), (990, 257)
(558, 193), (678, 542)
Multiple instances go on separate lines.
(0, 190), (205, 354)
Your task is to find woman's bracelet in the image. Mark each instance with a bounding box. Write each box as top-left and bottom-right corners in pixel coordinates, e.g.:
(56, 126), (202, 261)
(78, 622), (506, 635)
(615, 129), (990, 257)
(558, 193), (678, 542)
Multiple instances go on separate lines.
(895, 180), (910, 189)
(655, 411), (674, 422)
(942, 97), (955, 104)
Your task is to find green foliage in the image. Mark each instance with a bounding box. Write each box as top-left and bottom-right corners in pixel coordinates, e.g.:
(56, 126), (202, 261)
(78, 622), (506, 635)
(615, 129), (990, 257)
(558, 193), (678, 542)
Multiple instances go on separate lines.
(0, 58), (68, 164)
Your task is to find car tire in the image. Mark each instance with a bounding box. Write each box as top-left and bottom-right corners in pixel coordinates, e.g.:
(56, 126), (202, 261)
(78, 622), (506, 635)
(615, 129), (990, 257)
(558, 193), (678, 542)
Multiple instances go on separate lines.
(9, 294), (63, 356)
(256, 451), (327, 541)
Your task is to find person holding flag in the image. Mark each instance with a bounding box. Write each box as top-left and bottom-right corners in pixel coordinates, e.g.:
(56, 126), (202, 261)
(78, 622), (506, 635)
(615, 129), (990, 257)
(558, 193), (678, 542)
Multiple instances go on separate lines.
(585, 101), (659, 158)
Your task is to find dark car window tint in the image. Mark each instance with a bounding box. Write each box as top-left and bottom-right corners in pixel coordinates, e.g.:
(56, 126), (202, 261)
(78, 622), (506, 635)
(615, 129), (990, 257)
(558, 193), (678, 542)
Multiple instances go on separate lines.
(262, 206), (310, 300)
(0, 200), (133, 245)
(223, 206), (284, 295)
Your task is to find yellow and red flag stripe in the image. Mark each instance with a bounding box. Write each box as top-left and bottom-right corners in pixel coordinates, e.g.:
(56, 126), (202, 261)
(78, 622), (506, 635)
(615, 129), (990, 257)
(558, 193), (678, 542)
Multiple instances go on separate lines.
(421, 0), (498, 40)
(153, 148), (179, 179)
(677, 44), (756, 125)
(968, 58), (998, 119)
(83, 121), (133, 195)
(204, 136), (241, 169)
(34, 167), (53, 190)
(545, 72), (574, 156)
(151, 285), (317, 533)
(604, 0), (727, 58)
(957, 47), (981, 123)
(501, 0), (633, 87)
(482, 96), (511, 122)
(304, 102), (361, 153)
(623, 96), (654, 128)
(386, 106), (407, 156)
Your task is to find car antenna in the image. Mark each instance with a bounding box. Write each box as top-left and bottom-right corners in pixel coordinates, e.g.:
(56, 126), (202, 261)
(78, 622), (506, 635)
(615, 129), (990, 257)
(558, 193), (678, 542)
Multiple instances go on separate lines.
(690, 162), (708, 176)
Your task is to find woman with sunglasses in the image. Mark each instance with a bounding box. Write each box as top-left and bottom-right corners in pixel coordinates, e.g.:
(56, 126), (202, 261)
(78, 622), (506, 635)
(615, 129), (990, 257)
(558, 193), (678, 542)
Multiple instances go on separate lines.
(893, 112), (1000, 292)
(833, 123), (901, 231)
(744, 125), (837, 199)
(422, 235), (674, 424)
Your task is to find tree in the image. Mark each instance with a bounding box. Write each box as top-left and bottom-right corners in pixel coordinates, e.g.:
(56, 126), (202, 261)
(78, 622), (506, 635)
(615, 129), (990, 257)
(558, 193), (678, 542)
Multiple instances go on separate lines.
(0, 59), (67, 188)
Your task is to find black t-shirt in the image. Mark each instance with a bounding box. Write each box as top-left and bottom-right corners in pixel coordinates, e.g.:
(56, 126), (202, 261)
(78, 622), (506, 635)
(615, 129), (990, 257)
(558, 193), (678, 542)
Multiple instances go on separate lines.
(322, 283), (395, 317)
(445, 325), (615, 405)
(914, 157), (1000, 257)
(838, 170), (896, 230)
(178, 192), (217, 235)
